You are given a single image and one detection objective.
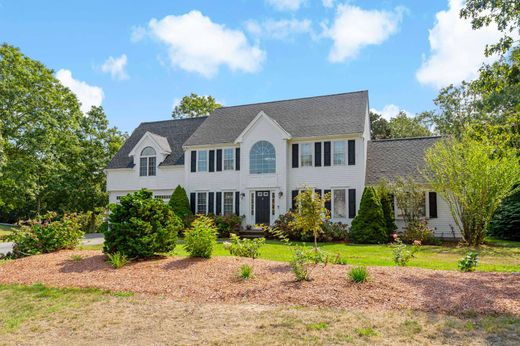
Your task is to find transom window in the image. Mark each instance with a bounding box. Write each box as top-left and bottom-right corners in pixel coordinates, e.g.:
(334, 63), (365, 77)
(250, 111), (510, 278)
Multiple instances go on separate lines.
(223, 148), (234, 170)
(250, 141), (276, 174)
(300, 143), (313, 167)
(223, 192), (234, 215)
(333, 141), (346, 165)
(197, 150), (208, 172)
(139, 146), (156, 176)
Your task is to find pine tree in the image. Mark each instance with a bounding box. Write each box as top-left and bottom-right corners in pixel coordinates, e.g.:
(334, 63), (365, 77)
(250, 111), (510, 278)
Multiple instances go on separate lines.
(168, 185), (192, 224)
(350, 187), (388, 244)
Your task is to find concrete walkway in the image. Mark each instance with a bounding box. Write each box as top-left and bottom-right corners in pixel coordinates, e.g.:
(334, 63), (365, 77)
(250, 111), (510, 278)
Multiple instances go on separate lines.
(0, 233), (104, 255)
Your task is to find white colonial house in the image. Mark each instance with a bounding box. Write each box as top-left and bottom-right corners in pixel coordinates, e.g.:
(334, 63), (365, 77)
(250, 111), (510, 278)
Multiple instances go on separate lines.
(106, 91), (459, 239)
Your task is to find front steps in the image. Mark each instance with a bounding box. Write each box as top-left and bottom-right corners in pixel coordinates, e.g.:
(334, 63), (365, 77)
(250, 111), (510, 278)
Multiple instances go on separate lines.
(238, 227), (265, 239)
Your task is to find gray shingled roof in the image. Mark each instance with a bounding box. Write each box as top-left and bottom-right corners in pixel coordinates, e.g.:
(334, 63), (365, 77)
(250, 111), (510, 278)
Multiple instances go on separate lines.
(365, 136), (442, 185)
(106, 117), (207, 169)
(184, 91), (368, 146)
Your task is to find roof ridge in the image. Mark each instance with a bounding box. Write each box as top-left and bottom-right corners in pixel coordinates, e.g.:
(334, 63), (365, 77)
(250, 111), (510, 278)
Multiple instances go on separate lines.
(139, 116), (208, 126)
(371, 136), (442, 142)
(216, 90), (368, 110)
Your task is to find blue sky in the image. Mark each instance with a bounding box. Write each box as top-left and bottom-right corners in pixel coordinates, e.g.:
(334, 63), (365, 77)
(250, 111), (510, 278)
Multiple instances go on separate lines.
(1, 0), (502, 133)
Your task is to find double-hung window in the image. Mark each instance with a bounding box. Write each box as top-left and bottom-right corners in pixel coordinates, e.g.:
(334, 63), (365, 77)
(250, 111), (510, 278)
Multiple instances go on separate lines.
(223, 192), (234, 215)
(197, 192), (207, 214)
(197, 150), (208, 172)
(139, 147), (157, 176)
(333, 141), (346, 165)
(223, 148), (234, 170)
(333, 189), (346, 218)
(300, 143), (313, 167)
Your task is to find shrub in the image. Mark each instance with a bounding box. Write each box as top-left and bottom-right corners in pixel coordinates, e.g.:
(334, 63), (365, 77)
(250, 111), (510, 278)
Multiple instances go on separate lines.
(226, 234), (265, 259)
(488, 190), (520, 241)
(104, 189), (182, 259)
(458, 252), (479, 272)
(215, 214), (242, 238)
(273, 212), (308, 241)
(348, 266), (369, 283)
(392, 237), (419, 266)
(106, 252), (128, 269)
(168, 185), (192, 226)
(350, 187), (388, 244)
(238, 264), (253, 280)
(8, 212), (84, 257)
(290, 246), (312, 281)
(184, 215), (218, 258)
(70, 254), (85, 261)
(320, 221), (349, 242)
(400, 219), (437, 245)
(273, 213), (348, 242)
(377, 180), (397, 235)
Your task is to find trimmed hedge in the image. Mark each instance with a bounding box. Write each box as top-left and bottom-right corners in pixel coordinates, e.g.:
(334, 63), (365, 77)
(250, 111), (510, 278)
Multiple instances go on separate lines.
(349, 187), (388, 244)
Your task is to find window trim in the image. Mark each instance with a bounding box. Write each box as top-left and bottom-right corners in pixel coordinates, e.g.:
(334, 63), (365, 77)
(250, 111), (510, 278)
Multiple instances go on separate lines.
(139, 146), (157, 177)
(249, 140), (276, 174)
(331, 188), (347, 219)
(223, 191), (235, 215)
(196, 192), (208, 214)
(223, 148), (235, 171)
(299, 142), (314, 167)
(197, 150), (208, 172)
(332, 140), (346, 166)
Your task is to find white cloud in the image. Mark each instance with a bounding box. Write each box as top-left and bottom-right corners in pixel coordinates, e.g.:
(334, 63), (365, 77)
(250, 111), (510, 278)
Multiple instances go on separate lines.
(130, 26), (147, 42)
(416, 0), (505, 88)
(245, 18), (312, 40)
(323, 4), (406, 62)
(101, 54), (129, 80)
(148, 11), (265, 78)
(322, 0), (334, 9)
(266, 0), (306, 12)
(371, 104), (411, 121)
(55, 69), (104, 113)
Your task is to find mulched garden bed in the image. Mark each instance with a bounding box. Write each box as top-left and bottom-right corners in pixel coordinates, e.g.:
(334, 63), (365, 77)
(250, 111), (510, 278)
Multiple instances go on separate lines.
(1, 250), (519, 315)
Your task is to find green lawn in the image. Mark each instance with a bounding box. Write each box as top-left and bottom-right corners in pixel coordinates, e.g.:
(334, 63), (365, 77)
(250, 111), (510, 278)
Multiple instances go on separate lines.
(80, 238), (520, 272)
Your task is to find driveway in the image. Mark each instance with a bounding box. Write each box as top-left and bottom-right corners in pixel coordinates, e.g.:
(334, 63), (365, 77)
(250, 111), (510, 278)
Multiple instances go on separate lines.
(0, 233), (104, 255)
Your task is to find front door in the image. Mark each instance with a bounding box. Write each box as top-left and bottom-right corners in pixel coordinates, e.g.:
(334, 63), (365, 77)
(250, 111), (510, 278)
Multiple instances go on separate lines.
(255, 191), (270, 225)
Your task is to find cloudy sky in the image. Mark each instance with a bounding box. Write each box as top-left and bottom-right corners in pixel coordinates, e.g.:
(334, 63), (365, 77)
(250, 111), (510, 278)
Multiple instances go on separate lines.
(1, 0), (504, 132)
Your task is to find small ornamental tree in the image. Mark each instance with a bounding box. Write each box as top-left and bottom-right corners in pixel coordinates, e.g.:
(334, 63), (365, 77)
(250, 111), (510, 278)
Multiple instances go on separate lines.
(350, 187), (388, 244)
(424, 136), (520, 246)
(104, 189), (182, 258)
(290, 186), (331, 249)
(168, 185), (192, 225)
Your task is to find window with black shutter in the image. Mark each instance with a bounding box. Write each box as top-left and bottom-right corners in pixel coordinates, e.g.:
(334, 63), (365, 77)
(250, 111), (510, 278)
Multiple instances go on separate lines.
(324, 142), (331, 166)
(235, 148), (240, 170)
(235, 191), (240, 215)
(190, 193), (196, 214)
(348, 140), (355, 165)
(324, 189), (331, 211)
(216, 149), (222, 171)
(216, 192), (222, 215)
(190, 151), (197, 172)
(291, 190), (298, 209)
(348, 189), (356, 218)
(209, 150), (215, 172)
(314, 142), (322, 167)
(208, 192), (214, 214)
(292, 143), (299, 168)
(429, 192), (438, 219)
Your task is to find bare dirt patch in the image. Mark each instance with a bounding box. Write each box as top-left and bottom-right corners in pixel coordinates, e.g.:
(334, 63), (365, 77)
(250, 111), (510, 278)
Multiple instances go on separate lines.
(1, 250), (519, 315)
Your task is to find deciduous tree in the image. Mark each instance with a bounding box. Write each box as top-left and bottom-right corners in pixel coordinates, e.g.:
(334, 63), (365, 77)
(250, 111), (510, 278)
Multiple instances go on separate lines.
(172, 93), (221, 119)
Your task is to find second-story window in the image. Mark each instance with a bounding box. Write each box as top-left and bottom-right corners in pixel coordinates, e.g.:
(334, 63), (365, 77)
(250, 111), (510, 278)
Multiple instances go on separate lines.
(224, 148), (234, 170)
(197, 150), (208, 172)
(333, 141), (346, 165)
(139, 146), (156, 176)
(250, 141), (276, 174)
(300, 143), (312, 167)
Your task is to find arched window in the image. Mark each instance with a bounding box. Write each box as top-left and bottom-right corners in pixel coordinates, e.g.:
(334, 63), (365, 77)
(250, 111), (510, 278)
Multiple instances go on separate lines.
(250, 141), (276, 174)
(140, 146), (156, 176)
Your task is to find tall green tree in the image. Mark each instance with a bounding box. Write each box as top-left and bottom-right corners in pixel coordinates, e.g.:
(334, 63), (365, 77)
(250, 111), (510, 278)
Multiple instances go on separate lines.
(172, 93), (221, 119)
(369, 111), (391, 139)
(350, 187), (388, 244)
(388, 112), (432, 138)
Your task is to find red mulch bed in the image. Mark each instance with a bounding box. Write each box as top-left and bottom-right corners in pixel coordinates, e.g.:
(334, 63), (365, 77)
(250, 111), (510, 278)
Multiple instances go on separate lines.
(1, 250), (519, 315)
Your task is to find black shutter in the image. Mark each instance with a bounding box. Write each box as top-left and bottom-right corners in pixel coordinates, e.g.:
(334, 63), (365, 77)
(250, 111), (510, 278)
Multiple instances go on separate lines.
(292, 144), (299, 168)
(291, 190), (298, 209)
(216, 149), (222, 171)
(235, 191), (240, 215)
(209, 150), (215, 172)
(314, 142), (322, 167)
(348, 140), (356, 165)
(190, 151), (197, 172)
(324, 189), (331, 212)
(235, 148), (240, 170)
(429, 192), (438, 219)
(348, 189), (356, 218)
(216, 192), (222, 215)
(190, 192), (196, 214)
(315, 189), (322, 198)
(208, 192), (214, 214)
(324, 142), (331, 166)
